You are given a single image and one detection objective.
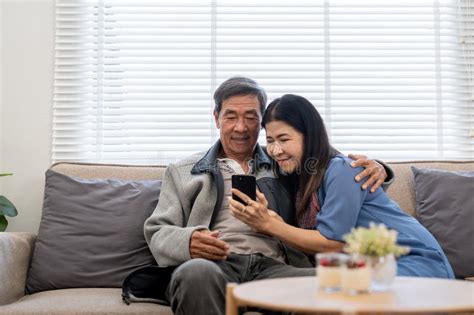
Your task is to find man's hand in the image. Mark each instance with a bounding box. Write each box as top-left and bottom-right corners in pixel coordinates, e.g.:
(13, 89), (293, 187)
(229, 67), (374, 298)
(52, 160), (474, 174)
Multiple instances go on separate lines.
(189, 230), (230, 260)
(348, 154), (387, 193)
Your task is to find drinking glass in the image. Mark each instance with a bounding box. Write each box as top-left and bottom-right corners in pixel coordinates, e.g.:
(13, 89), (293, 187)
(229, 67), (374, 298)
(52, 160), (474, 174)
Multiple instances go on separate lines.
(316, 252), (348, 292)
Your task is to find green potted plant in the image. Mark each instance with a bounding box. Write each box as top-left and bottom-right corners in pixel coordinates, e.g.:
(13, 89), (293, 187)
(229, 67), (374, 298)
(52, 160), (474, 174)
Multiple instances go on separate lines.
(0, 173), (18, 231)
(343, 223), (410, 291)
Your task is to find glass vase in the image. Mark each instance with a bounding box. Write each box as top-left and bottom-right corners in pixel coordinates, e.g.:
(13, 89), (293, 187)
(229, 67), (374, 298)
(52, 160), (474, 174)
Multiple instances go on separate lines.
(369, 254), (396, 292)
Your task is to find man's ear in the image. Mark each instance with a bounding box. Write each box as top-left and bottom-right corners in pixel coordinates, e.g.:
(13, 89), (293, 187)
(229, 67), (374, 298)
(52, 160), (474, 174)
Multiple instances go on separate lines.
(213, 111), (220, 129)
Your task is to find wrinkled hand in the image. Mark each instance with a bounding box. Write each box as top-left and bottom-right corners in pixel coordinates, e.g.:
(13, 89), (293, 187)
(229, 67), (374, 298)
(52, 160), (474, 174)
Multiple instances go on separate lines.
(228, 189), (282, 234)
(267, 209), (284, 222)
(348, 153), (387, 193)
(189, 230), (230, 260)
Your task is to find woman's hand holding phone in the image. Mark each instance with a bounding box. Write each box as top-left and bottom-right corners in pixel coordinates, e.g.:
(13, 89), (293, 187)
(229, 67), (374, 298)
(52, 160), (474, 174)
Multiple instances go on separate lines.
(228, 189), (282, 234)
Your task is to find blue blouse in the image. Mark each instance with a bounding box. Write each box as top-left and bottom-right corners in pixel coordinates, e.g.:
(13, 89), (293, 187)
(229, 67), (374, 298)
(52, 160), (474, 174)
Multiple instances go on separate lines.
(315, 155), (454, 278)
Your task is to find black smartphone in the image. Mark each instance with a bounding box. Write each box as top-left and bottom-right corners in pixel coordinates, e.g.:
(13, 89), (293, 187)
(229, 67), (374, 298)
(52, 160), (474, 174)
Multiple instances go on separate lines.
(231, 175), (257, 204)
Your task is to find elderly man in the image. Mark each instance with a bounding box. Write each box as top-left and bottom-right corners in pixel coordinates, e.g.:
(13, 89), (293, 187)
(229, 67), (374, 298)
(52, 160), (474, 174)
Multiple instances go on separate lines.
(144, 77), (389, 315)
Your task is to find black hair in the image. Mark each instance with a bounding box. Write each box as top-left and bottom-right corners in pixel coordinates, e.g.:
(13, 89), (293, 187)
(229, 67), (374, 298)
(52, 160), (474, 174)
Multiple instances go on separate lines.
(262, 94), (338, 212)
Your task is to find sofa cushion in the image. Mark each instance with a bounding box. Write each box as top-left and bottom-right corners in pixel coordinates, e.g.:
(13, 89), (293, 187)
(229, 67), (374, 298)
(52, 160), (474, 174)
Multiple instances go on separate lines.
(412, 167), (474, 278)
(26, 170), (161, 293)
(1, 288), (172, 315)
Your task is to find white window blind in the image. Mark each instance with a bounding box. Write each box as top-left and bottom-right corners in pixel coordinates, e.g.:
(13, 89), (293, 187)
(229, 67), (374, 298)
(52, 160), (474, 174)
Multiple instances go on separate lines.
(53, 0), (473, 164)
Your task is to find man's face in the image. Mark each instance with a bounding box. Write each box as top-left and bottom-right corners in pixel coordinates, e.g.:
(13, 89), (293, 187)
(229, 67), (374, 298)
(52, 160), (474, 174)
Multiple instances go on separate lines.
(214, 94), (262, 162)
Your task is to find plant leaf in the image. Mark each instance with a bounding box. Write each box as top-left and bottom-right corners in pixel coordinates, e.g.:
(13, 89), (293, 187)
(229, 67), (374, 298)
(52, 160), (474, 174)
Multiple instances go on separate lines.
(0, 215), (7, 232)
(0, 195), (18, 217)
(0, 173), (13, 177)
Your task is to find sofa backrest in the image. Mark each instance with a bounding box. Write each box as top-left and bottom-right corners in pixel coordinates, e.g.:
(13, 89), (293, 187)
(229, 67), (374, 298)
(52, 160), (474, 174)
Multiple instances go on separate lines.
(51, 160), (474, 217)
(51, 162), (167, 180)
(386, 160), (474, 216)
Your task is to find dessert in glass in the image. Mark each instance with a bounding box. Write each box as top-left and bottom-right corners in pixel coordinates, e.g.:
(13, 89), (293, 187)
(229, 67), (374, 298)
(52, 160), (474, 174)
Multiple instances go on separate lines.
(316, 252), (348, 292)
(341, 255), (371, 295)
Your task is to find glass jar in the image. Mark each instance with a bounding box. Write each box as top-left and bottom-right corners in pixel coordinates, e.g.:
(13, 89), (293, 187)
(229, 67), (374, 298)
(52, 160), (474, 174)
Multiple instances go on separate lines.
(369, 254), (397, 292)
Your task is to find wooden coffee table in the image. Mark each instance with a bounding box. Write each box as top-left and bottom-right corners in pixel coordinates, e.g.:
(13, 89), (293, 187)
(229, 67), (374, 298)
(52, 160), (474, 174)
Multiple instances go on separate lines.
(226, 276), (474, 314)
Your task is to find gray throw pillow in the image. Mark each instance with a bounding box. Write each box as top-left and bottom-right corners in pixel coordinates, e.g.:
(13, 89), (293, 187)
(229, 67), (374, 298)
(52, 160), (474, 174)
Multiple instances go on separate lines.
(412, 167), (474, 279)
(26, 169), (161, 293)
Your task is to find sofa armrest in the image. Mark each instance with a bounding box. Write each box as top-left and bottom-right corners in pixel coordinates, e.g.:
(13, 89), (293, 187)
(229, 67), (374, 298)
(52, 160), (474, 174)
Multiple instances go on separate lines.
(0, 232), (36, 305)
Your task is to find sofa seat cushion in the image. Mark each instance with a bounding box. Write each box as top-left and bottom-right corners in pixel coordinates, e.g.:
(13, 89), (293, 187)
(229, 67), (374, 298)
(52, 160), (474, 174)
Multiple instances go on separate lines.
(0, 288), (172, 315)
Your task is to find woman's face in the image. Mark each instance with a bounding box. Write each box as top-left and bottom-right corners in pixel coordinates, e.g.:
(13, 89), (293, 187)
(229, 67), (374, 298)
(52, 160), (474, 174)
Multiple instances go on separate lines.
(265, 120), (304, 174)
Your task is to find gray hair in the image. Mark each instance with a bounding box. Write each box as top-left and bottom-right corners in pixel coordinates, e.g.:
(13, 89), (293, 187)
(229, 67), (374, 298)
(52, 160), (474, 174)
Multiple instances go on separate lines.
(213, 76), (267, 115)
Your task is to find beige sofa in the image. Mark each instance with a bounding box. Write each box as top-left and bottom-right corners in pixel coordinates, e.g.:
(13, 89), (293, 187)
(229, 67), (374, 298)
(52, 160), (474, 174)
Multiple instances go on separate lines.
(1, 160), (472, 314)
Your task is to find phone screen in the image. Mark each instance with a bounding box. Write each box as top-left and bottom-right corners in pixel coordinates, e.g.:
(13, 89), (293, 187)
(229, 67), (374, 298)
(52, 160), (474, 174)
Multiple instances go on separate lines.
(231, 175), (256, 204)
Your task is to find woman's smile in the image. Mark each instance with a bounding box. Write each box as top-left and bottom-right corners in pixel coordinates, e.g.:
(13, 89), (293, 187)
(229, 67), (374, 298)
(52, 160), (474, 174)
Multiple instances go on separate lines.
(265, 120), (304, 174)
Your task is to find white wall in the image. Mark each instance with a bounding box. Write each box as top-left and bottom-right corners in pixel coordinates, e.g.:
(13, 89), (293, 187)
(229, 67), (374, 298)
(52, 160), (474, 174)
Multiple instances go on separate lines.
(1, 0), (54, 233)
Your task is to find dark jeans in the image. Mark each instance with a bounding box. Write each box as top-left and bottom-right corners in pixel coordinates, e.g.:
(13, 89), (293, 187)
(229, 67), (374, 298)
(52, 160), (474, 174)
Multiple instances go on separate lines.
(166, 253), (315, 315)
